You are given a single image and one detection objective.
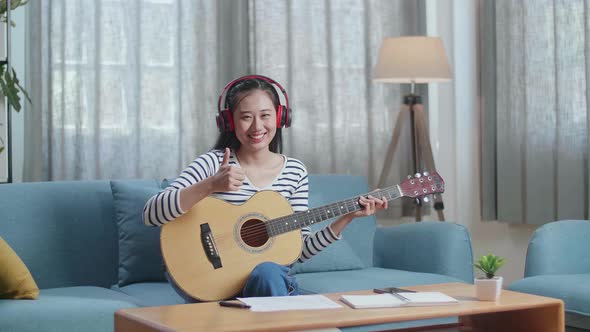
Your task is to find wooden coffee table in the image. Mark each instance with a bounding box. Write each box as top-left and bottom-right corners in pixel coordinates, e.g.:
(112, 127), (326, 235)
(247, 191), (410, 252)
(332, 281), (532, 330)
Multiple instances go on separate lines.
(115, 283), (564, 332)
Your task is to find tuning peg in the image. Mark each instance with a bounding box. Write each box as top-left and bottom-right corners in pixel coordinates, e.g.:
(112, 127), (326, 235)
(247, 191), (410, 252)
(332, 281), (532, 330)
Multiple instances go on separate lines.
(414, 173), (422, 178)
(423, 171), (430, 176)
(423, 196), (430, 203)
(407, 175), (413, 179)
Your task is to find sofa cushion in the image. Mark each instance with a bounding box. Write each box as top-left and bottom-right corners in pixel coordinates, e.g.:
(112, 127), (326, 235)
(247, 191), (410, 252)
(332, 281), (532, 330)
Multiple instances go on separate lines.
(0, 286), (139, 332)
(112, 282), (185, 307)
(0, 236), (39, 299)
(0, 181), (119, 289)
(295, 267), (466, 295)
(110, 180), (167, 286)
(509, 274), (590, 317)
(291, 240), (364, 274)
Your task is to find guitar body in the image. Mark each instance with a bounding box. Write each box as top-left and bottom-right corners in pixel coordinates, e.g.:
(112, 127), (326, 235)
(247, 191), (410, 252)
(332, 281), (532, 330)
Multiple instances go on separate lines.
(161, 190), (302, 302)
(160, 172), (445, 302)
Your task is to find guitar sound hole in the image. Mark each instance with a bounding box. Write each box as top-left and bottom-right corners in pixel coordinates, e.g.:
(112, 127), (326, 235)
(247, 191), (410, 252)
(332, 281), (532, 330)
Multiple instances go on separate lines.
(240, 219), (269, 248)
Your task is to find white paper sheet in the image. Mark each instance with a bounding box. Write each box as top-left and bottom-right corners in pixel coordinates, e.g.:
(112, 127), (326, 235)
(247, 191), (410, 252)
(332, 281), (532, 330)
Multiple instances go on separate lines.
(237, 294), (342, 312)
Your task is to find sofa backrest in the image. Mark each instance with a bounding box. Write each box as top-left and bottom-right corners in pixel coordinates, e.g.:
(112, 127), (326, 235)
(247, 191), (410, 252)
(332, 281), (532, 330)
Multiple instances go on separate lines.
(0, 174), (376, 289)
(0, 181), (119, 289)
(524, 219), (590, 277)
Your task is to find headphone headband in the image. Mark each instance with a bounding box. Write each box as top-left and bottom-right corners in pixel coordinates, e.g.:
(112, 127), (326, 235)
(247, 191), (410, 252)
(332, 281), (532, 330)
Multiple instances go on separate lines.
(217, 75), (290, 115)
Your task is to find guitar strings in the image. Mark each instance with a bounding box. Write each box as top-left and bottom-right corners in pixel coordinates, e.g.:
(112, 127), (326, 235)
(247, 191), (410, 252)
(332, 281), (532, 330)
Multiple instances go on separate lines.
(237, 204), (363, 243)
(233, 204), (347, 240)
(204, 183), (437, 246)
(234, 187), (403, 240)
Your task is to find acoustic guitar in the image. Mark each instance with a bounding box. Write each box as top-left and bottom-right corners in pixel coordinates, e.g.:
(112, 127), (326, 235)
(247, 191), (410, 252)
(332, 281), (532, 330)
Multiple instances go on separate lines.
(161, 172), (444, 302)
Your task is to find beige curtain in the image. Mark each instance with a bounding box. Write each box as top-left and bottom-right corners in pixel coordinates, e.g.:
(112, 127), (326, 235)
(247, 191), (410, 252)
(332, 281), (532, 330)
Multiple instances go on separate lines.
(481, 0), (590, 224)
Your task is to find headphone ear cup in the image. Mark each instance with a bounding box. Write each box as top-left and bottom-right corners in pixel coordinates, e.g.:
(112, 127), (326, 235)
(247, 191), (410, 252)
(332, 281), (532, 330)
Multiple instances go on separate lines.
(217, 109), (234, 132)
(224, 110), (234, 132)
(284, 107), (292, 128)
(277, 105), (290, 128)
(276, 105), (284, 128)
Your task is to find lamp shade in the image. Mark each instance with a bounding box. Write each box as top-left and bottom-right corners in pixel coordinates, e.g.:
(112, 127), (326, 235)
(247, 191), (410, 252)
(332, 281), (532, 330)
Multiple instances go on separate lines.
(373, 36), (452, 83)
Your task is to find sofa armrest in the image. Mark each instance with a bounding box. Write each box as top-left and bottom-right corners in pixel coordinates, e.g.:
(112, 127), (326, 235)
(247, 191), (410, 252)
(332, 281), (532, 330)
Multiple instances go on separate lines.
(374, 221), (474, 283)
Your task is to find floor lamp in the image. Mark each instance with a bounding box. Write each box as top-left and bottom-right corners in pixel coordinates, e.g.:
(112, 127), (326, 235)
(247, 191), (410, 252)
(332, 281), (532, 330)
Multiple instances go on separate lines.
(373, 36), (452, 221)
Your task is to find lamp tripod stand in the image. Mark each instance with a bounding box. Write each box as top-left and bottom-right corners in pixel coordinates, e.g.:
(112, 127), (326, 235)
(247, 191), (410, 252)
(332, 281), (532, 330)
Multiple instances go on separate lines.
(377, 89), (445, 222)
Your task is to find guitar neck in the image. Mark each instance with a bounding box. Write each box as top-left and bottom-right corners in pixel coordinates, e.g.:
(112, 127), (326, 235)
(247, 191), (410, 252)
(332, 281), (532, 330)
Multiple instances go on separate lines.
(266, 185), (401, 237)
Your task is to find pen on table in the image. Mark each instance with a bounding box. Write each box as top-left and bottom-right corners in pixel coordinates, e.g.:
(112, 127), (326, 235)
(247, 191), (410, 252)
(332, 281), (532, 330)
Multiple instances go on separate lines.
(390, 292), (410, 302)
(218, 300), (251, 309)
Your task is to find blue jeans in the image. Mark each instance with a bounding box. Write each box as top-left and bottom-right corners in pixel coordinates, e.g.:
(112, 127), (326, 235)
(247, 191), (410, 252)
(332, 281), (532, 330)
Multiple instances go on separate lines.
(166, 261), (299, 303)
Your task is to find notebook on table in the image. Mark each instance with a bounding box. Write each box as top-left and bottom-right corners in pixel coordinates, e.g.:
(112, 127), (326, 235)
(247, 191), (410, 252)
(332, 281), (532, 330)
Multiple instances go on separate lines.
(340, 292), (459, 309)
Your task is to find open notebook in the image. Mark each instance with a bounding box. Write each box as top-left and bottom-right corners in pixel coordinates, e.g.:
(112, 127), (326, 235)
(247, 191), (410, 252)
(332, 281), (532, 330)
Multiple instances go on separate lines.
(340, 292), (459, 309)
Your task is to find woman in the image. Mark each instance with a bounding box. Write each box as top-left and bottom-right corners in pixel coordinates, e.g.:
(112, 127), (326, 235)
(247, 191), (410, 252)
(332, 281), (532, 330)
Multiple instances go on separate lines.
(143, 75), (387, 301)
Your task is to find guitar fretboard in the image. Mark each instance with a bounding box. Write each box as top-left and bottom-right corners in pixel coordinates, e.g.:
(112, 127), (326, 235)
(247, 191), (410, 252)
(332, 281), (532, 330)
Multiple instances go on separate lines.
(266, 185), (401, 237)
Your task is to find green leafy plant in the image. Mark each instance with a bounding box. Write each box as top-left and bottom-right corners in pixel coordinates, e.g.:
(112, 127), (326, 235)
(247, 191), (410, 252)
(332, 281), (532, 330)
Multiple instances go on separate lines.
(0, 0), (27, 27)
(0, 0), (30, 154)
(474, 254), (506, 279)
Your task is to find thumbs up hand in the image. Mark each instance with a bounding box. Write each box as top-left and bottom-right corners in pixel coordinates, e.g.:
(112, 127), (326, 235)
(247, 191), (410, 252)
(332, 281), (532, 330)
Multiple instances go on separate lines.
(220, 147), (231, 166)
(212, 148), (245, 192)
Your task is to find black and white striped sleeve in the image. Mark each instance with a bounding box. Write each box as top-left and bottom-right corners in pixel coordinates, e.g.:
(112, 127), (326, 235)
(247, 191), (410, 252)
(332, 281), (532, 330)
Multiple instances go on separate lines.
(142, 151), (221, 227)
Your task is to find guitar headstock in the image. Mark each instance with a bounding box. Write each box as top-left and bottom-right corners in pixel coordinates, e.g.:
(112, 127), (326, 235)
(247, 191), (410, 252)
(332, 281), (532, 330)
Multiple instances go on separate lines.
(399, 172), (445, 198)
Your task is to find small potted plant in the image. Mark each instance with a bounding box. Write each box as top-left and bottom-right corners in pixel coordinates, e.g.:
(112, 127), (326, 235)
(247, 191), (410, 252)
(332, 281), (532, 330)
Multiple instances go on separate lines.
(474, 253), (506, 301)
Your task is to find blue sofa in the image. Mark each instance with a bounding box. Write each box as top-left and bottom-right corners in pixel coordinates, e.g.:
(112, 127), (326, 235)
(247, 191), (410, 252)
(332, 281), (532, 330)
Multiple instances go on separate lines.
(0, 174), (474, 332)
(509, 220), (590, 332)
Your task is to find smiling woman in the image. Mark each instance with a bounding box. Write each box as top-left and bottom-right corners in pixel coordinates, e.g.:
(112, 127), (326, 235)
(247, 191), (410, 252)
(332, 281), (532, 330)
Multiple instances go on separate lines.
(142, 75), (388, 302)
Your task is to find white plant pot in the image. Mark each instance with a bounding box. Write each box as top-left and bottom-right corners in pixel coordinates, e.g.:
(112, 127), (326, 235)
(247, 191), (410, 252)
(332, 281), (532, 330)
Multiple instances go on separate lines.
(475, 276), (503, 301)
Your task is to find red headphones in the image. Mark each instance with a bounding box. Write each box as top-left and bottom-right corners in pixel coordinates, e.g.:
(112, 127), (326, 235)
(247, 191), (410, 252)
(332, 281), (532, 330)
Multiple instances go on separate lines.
(216, 75), (292, 132)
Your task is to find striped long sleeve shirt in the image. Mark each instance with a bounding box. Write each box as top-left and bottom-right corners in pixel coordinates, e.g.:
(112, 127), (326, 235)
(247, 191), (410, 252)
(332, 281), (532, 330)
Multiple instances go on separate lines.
(143, 149), (341, 263)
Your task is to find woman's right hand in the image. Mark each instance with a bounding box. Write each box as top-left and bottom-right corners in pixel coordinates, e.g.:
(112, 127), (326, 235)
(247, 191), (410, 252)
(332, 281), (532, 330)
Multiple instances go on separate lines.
(211, 148), (245, 192)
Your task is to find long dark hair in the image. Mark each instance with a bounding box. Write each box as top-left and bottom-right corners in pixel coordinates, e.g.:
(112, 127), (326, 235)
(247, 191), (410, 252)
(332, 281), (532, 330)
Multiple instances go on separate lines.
(213, 77), (283, 153)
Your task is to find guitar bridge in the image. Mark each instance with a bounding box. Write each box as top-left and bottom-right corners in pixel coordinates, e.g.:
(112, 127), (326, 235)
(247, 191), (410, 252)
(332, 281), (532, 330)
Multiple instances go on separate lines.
(200, 223), (222, 269)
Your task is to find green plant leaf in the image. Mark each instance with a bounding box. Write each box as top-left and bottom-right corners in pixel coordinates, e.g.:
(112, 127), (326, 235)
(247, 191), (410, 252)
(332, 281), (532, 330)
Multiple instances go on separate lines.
(11, 68), (31, 103)
(3, 70), (21, 111)
(0, 65), (31, 112)
(474, 253), (506, 279)
(0, 0), (28, 16)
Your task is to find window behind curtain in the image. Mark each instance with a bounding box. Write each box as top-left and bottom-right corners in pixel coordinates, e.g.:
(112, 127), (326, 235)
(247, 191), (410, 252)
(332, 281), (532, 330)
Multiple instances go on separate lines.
(481, 0), (590, 224)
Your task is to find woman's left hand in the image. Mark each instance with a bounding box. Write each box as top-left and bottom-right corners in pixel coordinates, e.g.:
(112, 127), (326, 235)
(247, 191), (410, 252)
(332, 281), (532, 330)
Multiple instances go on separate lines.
(329, 191), (388, 237)
(350, 193), (388, 218)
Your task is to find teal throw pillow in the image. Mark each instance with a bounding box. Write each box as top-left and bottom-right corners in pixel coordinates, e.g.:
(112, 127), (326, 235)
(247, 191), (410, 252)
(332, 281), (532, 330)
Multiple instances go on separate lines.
(110, 180), (168, 286)
(291, 236), (365, 274)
